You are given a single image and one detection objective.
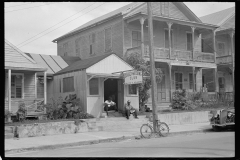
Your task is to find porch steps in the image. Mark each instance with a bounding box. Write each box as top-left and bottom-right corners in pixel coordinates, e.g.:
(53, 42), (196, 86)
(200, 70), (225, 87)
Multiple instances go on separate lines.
(5, 126), (15, 139)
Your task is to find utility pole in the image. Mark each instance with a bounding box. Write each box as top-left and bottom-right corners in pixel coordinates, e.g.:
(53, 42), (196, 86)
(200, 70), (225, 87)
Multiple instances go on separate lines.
(147, 2), (158, 133)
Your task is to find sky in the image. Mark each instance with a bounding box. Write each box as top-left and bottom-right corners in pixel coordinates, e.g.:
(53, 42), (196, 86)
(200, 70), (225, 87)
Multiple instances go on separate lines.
(4, 2), (235, 56)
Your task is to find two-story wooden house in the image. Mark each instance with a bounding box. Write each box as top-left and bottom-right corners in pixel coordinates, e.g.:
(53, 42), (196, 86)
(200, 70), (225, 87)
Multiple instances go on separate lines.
(200, 6), (235, 101)
(52, 2), (219, 110)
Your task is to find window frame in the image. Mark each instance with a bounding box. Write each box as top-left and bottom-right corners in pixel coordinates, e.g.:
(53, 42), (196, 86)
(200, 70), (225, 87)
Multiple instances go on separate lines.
(131, 30), (141, 48)
(75, 37), (81, 57)
(164, 28), (173, 49)
(88, 78), (99, 96)
(186, 32), (193, 51)
(89, 33), (96, 55)
(217, 41), (225, 57)
(188, 73), (196, 90)
(63, 76), (75, 93)
(127, 84), (138, 96)
(174, 72), (183, 90)
(10, 73), (24, 99)
(104, 27), (112, 52)
(63, 42), (68, 56)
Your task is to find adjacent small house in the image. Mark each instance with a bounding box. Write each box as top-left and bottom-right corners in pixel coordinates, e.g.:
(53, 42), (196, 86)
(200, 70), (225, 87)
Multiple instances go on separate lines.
(53, 53), (136, 118)
(5, 39), (47, 115)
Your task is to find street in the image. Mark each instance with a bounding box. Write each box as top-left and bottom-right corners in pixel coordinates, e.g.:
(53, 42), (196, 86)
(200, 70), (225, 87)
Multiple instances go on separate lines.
(6, 131), (234, 157)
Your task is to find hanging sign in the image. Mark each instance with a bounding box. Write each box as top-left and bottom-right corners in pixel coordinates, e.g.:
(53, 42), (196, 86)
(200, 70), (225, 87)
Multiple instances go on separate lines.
(123, 70), (143, 85)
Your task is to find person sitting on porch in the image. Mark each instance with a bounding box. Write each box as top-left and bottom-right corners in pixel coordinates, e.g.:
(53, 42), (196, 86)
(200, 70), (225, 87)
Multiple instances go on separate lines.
(104, 96), (117, 116)
(125, 100), (138, 119)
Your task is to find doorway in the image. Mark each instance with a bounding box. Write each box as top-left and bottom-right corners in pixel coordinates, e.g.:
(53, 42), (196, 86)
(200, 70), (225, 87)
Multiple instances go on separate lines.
(104, 78), (118, 107)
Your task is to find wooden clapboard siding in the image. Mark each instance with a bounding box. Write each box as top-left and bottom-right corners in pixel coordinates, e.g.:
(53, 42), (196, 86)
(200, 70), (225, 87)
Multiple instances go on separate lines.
(57, 17), (123, 59)
(37, 79), (44, 98)
(24, 72), (36, 99)
(221, 15), (235, 29)
(53, 70), (87, 112)
(169, 2), (189, 21)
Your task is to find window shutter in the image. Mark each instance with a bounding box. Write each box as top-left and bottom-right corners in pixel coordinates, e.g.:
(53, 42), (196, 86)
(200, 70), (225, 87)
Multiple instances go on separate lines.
(105, 27), (112, 52)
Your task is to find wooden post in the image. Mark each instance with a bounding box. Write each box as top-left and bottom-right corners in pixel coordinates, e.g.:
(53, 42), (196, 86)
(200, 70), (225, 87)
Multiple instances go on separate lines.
(168, 63), (172, 102)
(35, 72), (37, 99)
(8, 69), (11, 113)
(167, 22), (173, 59)
(191, 26), (195, 61)
(44, 71), (47, 104)
(214, 68), (218, 95)
(230, 31), (234, 103)
(140, 17), (145, 57)
(192, 67), (195, 92)
(212, 29), (216, 63)
(147, 2), (158, 132)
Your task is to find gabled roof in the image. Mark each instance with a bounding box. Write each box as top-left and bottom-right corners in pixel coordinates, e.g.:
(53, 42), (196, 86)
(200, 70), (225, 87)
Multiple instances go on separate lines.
(54, 53), (113, 76)
(53, 2), (143, 42)
(199, 6), (235, 26)
(25, 53), (80, 75)
(5, 39), (47, 71)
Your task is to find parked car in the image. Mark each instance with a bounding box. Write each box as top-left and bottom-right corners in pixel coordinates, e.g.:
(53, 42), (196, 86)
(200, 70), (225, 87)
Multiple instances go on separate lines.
(209, 107), (235, 131)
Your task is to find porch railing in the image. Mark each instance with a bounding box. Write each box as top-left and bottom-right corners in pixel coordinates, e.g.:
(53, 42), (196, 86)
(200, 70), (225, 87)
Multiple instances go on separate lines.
(26, 99), (45, 115)
(126, 46), (215, 63)
(216, 55), (233, 64)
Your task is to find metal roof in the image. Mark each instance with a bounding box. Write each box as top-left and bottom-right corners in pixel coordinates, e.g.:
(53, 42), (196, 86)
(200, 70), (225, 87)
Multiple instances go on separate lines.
(199, 6), (235, 26)
(5, 39), (47, 72)
(25, 53), (80, 75)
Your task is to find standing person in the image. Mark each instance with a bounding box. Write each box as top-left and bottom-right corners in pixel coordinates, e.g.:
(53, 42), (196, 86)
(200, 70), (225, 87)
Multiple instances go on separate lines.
(104, 96), (117, 116)
(125, 100), (138, 119)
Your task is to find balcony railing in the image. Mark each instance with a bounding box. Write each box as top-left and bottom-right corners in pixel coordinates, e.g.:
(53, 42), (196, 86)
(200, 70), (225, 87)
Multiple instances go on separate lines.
(216, 55), (233, 64)
(126, 45), (215, 63)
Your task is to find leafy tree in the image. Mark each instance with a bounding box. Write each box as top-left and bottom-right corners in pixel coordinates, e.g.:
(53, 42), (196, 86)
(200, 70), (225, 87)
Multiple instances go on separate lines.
(124, 52), (164, 109)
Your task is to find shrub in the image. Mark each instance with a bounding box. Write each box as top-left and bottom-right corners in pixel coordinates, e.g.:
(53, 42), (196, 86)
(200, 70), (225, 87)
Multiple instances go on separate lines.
(5, 110), (12, 119)
(171, 89), (193, 110)
(16, 102), (27, 122)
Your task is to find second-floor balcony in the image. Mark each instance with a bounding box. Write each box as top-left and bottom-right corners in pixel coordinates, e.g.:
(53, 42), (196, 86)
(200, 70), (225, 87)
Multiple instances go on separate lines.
(126, 46), (215, 63)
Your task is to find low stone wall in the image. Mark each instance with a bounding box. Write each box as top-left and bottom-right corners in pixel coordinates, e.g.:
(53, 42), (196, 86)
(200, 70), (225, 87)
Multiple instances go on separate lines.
(156, 111), (210, 125)
(14, 119), (101, 138)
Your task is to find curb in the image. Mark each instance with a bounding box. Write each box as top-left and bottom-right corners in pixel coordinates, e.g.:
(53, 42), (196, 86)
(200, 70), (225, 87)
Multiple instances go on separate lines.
(5, 129), (209, 154)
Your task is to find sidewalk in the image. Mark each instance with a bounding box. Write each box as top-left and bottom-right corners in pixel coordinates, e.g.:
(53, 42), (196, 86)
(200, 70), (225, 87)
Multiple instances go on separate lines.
(5, 122), (212, 154)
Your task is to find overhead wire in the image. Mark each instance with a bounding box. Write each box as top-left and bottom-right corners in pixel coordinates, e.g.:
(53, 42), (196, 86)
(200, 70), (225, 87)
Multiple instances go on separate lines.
(18, 2), (106, 48)
(17, 2), (96, 46)
(5, 2), (58, 13)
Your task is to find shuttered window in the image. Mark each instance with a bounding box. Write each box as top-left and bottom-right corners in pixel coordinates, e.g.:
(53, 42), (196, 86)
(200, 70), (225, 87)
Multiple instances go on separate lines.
(217, 42), (225, 56)
(132, 31), (141, 47)
(164, 29), (173, 48)
(89, 78), (99, 95)
(187, 33), (193, 51)
(75, 37), (81, 57)
(105, 27), (112, 52)
(63, 77), (74, 93)
(175, 73), (183, 90)
(189, 73), (196, 90)
(11, 74), (23, 98)
(89, 33), (96, 55)
(63, 42), (68, 56)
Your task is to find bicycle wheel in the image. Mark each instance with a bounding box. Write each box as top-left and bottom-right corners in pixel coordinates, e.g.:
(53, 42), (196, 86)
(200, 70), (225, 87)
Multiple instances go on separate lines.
(140, 124), (153, 138)
(158, 122), (169, 137)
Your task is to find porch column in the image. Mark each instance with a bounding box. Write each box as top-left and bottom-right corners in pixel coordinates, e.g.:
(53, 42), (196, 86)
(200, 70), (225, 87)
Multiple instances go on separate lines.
(212, 29), (216, 63)
(140, 17), (145, 57)
(168, 63), (172, 102)
(167, 22), (173, 59)
(35, 73), (37, 99)
(214, 68), (218, 95)
(191, 26), (195, 61)
(8, 69), (11, 112)
(230, 31), (235, 101)
(192, 67), (195, 92)
(44, 71), (47, 104)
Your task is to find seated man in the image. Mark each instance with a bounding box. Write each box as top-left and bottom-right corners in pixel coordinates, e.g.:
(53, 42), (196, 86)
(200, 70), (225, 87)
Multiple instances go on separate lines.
(104, 96), (117, 116)
(125, 100), (138, 119)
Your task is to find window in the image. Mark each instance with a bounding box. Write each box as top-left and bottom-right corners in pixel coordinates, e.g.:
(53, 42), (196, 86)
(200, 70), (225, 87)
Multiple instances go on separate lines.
(164, 29), (173, 48)
(63, 77), (74, 93)
(128, 84), (137, 95)
(89, 33), (96, 55)
(59, 79), (61, 93)
(189, 73), (196, 90)
(63, 42), (68, 56)
(218, 77), (225, 89)
(75, 37), (81, 57)
(105, 27), (112, 52)
(175, 73), (183, 90)
(187, 33), (193, 51)
(11, 74), (23, 98)
(217, 42), (225, 56)
(89, 78), (99, 95)
(132, 31), (141, 47)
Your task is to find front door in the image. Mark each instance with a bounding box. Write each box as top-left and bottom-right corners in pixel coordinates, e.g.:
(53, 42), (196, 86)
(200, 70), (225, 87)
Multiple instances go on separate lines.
(175, 72), (183, 90)
(157, 70), (166, 102)
(218, 77), (225, 93)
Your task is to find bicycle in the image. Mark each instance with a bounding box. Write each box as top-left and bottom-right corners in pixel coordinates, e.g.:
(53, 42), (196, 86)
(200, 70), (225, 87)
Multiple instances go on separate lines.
(140, 117), (169, 138)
